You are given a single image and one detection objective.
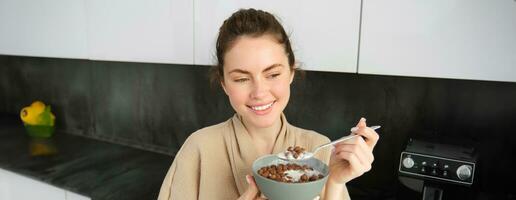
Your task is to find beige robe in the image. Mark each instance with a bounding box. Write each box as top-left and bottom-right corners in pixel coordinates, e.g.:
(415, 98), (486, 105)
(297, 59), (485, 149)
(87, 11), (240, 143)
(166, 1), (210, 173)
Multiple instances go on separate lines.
(158, 114), (350, 200)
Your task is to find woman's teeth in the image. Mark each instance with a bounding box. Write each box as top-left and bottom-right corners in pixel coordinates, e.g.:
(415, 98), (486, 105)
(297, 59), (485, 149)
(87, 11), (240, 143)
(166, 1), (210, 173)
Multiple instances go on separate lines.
(251, 102), (274, 111)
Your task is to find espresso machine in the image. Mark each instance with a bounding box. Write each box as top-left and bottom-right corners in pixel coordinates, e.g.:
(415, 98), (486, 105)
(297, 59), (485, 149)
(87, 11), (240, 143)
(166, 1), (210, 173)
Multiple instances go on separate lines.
(398, 138), (477, 200)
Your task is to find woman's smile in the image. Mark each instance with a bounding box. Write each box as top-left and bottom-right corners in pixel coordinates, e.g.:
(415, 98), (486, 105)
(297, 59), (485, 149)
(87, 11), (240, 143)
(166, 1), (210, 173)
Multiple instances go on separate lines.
(248, 101), (276, 115)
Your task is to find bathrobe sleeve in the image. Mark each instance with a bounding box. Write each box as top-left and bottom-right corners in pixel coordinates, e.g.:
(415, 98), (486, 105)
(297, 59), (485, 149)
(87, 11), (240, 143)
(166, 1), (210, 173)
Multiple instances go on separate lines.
(157, 133), (201, 200)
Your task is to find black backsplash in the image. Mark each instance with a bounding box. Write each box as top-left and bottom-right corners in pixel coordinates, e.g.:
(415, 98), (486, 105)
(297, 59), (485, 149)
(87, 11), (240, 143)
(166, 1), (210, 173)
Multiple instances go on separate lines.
(1, 55), (514, 198)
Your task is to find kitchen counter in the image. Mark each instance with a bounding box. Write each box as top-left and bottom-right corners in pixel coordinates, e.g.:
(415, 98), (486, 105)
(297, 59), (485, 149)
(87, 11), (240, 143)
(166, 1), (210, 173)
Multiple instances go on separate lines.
(0, 115), (172, 200)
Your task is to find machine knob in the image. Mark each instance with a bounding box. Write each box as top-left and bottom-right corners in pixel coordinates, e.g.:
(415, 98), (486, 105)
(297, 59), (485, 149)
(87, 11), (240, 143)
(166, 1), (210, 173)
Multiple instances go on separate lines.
(402, 157), (415, 168)
(456, 165), (472, 180)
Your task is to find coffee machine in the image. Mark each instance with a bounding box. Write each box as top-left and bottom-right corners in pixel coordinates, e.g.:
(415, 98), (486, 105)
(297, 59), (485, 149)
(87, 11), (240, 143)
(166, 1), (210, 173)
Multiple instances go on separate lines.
(398, 138), (477, 200)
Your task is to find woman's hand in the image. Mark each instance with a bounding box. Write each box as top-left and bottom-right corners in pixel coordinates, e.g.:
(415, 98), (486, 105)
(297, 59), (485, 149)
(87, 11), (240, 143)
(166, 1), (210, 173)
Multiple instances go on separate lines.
(328, 117), (380, 185)
(237, 175), (267, 200)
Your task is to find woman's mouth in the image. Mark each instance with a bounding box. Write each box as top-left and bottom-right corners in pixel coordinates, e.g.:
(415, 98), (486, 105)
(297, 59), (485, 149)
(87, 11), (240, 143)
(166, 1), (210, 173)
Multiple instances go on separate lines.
(248, 101), (275, 114)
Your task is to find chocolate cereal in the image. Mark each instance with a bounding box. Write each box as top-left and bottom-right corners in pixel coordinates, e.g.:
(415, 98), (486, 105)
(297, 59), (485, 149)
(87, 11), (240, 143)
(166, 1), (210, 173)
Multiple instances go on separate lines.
(257, 163), (324, 183)
(284, 146), (306, 159)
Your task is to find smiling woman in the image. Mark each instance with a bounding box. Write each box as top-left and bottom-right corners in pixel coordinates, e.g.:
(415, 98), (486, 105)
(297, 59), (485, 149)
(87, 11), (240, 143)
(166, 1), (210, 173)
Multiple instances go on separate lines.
(158, 8), (379, 200)
(221, 35), (294, 129)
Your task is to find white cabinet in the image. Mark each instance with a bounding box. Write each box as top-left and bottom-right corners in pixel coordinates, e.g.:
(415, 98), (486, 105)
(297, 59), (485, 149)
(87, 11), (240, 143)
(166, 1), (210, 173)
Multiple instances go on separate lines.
(0, 169), (8, 200)
(85, 0), (194, 64)
(359, 0), (516, 82)
(0, 168), (65, 200)
(0, 0), (88, 59)
(194, 0), (361, 73)
(0, 168), (91, 200)
(66, 191), (91, 200)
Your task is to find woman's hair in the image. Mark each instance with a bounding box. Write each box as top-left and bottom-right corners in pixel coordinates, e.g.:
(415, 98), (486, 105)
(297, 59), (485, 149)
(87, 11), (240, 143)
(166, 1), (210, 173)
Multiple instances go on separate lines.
(210, 8), (300, 86)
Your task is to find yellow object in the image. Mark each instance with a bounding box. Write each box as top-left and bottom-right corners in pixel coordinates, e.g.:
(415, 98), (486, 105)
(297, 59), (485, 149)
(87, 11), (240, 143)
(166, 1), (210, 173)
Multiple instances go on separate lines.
(20, 100), (55, 126)
(20, 101), (46, 125)
(30, 101), (45, 114)
(20, 100), (56, 138)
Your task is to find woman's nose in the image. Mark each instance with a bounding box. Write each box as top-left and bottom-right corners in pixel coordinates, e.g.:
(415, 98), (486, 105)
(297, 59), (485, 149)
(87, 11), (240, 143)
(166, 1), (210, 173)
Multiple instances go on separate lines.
(250, 79), (269, 99)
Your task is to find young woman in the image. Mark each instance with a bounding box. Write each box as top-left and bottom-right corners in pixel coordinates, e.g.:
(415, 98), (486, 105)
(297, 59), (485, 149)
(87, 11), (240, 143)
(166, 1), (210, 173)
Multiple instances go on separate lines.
(158, 8), (379, 200)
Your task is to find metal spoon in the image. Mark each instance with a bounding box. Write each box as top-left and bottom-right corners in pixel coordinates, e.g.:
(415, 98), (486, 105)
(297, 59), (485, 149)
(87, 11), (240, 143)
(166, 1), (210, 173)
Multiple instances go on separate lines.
(277, 125), (381, 161)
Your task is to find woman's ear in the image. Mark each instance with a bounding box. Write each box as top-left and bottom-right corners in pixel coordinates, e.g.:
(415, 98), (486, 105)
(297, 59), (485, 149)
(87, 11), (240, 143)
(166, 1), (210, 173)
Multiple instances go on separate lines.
(221, 80), (229, 95)
(289, 68), (295, 84)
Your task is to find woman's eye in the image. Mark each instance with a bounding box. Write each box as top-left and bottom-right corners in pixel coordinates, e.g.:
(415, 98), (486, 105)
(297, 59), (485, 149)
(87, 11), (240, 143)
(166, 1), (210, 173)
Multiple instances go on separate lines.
(234, 78), (249, 83)
(268, 73), (281, 79)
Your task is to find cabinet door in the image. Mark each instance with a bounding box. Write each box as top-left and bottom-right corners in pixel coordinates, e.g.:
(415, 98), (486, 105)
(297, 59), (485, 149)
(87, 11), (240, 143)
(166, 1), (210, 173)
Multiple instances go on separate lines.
(0, 0), (88, 59)
(194, 0), (361, 73)
(86, 0), (193, 64)
(359, 0), (516, 82)
(66, 191), (91, 200)
(0, 169), (66, 200)
(0, 169), (9, 200)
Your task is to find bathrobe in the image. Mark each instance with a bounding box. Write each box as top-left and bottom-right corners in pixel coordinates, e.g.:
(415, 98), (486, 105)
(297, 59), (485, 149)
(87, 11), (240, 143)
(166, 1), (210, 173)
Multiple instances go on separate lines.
(158, 114), (350, 199)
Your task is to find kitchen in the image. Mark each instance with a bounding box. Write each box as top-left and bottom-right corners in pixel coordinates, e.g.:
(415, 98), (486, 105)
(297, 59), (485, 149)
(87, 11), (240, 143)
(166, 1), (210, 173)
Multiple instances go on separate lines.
(1, 0), (515, 200)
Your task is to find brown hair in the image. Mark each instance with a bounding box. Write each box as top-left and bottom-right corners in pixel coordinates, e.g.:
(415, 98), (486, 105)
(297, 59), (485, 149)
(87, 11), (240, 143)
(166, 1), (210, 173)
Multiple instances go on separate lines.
(210, 8), (302, 86)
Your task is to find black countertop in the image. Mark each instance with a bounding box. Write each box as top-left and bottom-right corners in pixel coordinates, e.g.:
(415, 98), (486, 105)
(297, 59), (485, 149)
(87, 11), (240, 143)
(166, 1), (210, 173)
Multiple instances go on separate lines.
(0, 116), (172, 200)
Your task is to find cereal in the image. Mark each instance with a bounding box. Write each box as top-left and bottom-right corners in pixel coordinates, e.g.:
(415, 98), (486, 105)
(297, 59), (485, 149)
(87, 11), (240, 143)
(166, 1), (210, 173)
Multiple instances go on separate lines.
(257, 163), (324, 183)
(283, 146), (306, 160)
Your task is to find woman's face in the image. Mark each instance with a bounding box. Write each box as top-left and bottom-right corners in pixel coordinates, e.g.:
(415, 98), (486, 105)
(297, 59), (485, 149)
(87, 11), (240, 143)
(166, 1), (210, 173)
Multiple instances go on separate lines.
(222, 34), (294, 129)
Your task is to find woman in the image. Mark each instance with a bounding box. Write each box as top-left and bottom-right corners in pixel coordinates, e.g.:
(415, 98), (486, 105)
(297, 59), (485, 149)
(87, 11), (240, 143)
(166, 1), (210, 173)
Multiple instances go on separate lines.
(158, 8), (379, 200)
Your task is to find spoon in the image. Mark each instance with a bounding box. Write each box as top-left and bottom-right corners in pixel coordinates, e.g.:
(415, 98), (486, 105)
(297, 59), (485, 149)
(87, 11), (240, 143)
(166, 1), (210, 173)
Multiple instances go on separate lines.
(277, 125), (381, 161)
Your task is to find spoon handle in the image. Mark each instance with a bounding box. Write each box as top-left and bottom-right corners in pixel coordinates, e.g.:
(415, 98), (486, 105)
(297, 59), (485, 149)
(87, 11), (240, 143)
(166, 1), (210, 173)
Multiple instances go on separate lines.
(313, 125), (381, 154)
(313, 135), (358, 154)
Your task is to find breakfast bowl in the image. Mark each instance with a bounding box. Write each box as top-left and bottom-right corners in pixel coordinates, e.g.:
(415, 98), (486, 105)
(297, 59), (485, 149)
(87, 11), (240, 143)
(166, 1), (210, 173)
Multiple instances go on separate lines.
(252, 155), (329, 200)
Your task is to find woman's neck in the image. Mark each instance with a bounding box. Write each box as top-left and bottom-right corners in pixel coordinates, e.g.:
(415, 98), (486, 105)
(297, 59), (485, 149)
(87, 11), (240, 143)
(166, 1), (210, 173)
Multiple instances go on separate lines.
(242, 116), (282, 155)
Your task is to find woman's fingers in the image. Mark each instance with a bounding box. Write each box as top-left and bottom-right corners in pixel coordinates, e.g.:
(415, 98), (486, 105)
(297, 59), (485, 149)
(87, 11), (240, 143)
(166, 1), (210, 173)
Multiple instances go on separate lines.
(352, 118), (380, 149)
(258, 194), (268, 200)
(334, 147), (370, 176)
(356, 137), (375, 163)
(355, 117), (367, 129)
(334, 137), (374, 166)
(238, 175), (264, 200)
(362, 126), (380, 149)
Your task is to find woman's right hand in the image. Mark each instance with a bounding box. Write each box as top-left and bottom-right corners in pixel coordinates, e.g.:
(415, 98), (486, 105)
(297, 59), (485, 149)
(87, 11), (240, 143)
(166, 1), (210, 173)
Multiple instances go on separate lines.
(237, 175), (267, 200)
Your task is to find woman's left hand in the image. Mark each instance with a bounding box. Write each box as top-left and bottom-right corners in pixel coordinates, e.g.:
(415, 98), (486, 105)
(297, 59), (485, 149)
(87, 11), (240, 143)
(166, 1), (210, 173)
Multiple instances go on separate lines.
(327, 117), (380, 185)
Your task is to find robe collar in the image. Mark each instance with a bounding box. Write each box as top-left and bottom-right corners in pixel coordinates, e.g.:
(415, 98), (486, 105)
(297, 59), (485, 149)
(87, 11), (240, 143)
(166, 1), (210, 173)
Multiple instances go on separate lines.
(224, 113), (295, 195)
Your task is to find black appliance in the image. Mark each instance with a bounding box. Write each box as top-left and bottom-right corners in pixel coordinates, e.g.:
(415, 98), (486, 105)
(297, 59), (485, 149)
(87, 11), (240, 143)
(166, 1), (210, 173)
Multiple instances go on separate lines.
(398, 138), (477, 200)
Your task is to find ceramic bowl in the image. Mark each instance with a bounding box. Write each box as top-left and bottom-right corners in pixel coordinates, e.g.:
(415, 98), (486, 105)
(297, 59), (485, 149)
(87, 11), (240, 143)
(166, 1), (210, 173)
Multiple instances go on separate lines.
(252, 155), (329, 200)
